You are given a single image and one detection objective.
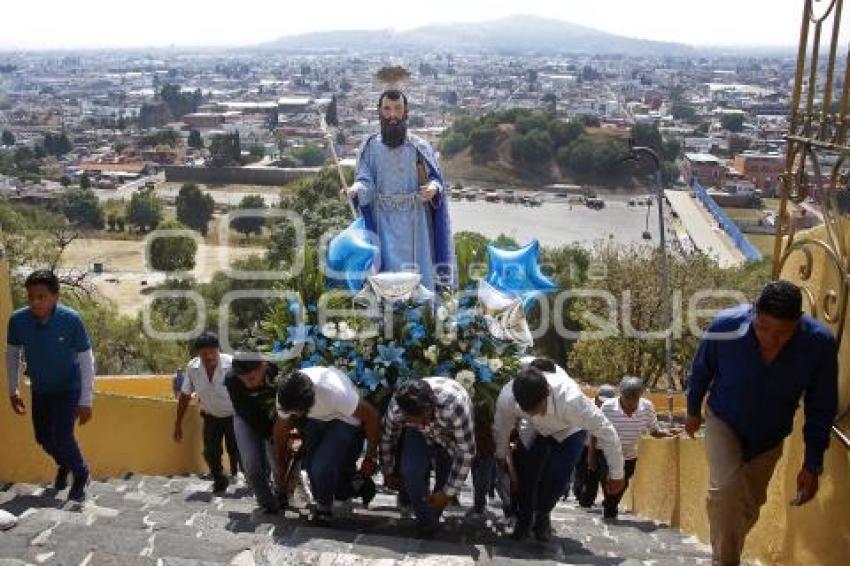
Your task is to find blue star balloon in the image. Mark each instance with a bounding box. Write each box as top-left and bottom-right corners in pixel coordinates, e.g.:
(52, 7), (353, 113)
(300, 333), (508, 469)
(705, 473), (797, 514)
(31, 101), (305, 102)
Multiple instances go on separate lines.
(485, 239), (558, 308)
(326, 217), (378, 291)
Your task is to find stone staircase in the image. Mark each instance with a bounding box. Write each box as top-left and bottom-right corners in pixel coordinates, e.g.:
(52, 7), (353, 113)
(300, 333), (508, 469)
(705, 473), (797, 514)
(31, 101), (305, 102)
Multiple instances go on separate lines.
(0, 474), (712, 565)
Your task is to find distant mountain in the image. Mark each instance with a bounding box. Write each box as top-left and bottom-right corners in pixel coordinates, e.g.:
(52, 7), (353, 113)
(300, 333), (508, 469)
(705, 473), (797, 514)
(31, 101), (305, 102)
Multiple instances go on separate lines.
(263, 14), (696, 56)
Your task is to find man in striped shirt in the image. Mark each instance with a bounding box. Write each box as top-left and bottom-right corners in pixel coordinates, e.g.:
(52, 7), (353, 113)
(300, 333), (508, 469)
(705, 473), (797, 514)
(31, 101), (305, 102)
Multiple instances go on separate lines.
(600, 376), (673, 521)
(381, 378), (475, 536)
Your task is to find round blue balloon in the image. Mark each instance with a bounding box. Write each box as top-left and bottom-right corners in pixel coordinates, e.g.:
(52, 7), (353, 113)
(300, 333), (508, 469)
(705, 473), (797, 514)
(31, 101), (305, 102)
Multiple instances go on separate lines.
(326, 217), (377, 291)
(485, 239), (557, 306)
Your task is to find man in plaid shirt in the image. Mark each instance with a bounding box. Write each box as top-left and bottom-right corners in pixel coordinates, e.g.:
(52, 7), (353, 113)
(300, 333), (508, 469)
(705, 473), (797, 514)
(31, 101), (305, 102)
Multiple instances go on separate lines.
(381, 377), (475, 535)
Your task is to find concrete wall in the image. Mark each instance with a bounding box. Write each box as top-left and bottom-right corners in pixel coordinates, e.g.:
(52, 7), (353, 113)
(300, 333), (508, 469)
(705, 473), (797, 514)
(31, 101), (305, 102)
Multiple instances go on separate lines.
(163, 165), (319, 186)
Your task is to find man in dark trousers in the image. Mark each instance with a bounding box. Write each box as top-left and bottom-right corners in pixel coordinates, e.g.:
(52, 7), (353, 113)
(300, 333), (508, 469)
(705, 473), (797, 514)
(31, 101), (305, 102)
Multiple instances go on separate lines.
(6, 270), (95, 502)
(686, 280), (838, 566)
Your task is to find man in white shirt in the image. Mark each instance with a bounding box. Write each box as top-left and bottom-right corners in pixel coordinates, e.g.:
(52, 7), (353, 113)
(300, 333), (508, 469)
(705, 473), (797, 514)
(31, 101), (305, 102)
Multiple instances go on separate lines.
(494, 358), (626, 542)
(274, 366), (381, 524)
(173, 333), (238, 494)
(599, 376), (672, 521)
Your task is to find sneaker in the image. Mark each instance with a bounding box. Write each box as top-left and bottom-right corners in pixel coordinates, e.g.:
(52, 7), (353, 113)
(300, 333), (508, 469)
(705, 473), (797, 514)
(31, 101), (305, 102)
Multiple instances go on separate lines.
(68, 470), (89, 502)
(533, 516), (553, 542)
(212, 476), (228, 494)
(54, 466), (69, 491)
(0, 510), (16, 531)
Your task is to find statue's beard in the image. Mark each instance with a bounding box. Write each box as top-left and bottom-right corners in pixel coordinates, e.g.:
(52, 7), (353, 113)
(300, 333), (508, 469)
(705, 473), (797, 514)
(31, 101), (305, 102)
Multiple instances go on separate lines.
(380, 116), (407, 148)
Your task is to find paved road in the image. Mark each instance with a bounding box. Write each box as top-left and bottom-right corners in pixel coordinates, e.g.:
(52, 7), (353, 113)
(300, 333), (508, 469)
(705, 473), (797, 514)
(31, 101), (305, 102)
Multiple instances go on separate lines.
(664, 190), (746, 268)
(0, 473), (711, 565)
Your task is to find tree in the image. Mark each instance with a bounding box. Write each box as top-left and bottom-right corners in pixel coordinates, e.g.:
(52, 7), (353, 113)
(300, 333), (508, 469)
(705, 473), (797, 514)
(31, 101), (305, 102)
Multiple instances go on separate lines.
(126, 188), (162, 232)
(567, 242), (770, 388)
(721, 113), (745, 133)
(439, 132), (468, 157)
(79, 172), (91, 189)
(116, 217), (126, 232)
(469, 125), (499, 163)
(541, 93), (557, 113)
(159, 84), (202, 119)
(729, 134), (752, 156)
(149, 219), (197, 273)
(175, 183), (215, 235)
(61, 187), (105, 229)
(670, 103), (698, 122)
(209, 132), (242, 167)
(290, 144), (326, 167)
(187, 129), (204, 150)
(510, 129), (553, 169)
(1, 130), (14, 146)
(548, 119), (585, 149)
(631, 123), (664, 154)
(139, 129), (180, 148)
(247, 145), (266, 163)
(107, 213), (117, 231)
(325, 95), (338, 126)
(59, 175), (72, 187)
(232, 195), (267, 237)
(43, 132), (72, 156)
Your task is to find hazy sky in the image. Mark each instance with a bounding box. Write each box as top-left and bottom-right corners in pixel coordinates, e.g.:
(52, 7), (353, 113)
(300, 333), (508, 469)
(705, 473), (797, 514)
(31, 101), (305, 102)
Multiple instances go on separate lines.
(1, 0), (844, 50)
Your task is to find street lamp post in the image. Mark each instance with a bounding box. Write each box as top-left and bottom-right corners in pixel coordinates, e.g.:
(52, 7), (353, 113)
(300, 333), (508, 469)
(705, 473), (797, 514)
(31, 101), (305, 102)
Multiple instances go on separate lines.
(624, 144), (675, 426)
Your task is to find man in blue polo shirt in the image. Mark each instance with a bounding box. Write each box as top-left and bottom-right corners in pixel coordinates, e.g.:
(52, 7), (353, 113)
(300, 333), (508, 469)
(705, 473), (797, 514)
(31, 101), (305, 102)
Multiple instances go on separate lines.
(6, 270), (96, 502)
(686, 280), (838, 566)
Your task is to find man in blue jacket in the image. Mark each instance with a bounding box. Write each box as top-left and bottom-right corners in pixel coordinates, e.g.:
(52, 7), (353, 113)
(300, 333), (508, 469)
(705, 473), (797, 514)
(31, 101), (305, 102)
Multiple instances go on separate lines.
(686, 280), (838, 566)
(6, 270), (96, 502)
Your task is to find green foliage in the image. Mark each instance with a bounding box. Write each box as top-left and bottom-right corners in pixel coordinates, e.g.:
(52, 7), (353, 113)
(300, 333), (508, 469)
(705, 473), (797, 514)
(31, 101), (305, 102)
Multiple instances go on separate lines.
(187, 129), (204, 149)
(175, 183), (215, 235)
(548, 119), (585, 149)
(43, 132), (72, 156)
(325, 95), (339, 127)
(139, 129), (180, 148)
(289, 144), (326, 167)
(515, 112), (551, 135)
(79, 173), (91, 189)
(149, 219), (198, 272)
(566, 243), (771, 388)
(1, 130), (14, 146)
(721, 113), (745, 132)
(126, 188), (162, 232)
(0, 147), (41, 181)
(510, 128), (553, 169)
(670, 103), (698, 122)
(61, 187), (105, 229)
(232, 194), (267, 237)
(439, 132), (468, 157)
(631, 123), (664, 154)
(159, 84), (202, 119)
(469, 125), (499, 163)
(209, 132), (242, 167)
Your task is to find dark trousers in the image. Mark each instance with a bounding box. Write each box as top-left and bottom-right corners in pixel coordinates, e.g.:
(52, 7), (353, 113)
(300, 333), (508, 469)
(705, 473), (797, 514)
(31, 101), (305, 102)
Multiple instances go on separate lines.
(302, 418), (363, 508)
(471, 456), (512, 516)
(399, 428), (452, 530)
(573, 447), (607, 507)
(201, 413), (240, 480)
(31, 390), (88, 477)
(602, 458), (637, 518)
(514, 431), (586, 528)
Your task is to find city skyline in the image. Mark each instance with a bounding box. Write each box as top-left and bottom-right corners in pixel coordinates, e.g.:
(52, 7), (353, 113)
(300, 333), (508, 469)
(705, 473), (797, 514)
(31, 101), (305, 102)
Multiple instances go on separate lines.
(0, 0), (841, 51)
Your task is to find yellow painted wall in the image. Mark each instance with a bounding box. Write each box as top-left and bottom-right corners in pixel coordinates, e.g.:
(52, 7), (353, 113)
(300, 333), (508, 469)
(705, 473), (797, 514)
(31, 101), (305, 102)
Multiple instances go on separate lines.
(94, 375), (175, 399)
(629, 224), (850, 566)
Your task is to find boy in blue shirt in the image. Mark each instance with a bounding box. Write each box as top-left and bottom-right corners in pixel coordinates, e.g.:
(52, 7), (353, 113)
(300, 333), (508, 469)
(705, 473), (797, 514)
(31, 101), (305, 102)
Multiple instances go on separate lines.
(6, 270), (96, 502)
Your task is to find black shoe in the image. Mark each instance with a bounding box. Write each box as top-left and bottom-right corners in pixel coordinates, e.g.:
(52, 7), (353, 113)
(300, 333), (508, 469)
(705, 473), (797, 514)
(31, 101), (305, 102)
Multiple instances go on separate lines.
(313, 506), (332, 526)
(54, 466), (69, 491)
(358, 476), (377, 508)
(68, 470), (89, 502)
(416, 523), (439, 538)
(533, 516), (552, 542)
(511, 519), (531, 541)
(212, 476), (228, 494)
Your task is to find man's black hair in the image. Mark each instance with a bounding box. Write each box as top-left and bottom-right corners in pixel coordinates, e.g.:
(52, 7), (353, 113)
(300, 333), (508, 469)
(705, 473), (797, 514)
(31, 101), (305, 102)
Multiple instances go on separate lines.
(755, 280), (803, 321)
(192, 332), (220, 353)
(277, 371), (316, 415)
(529, 357), (556, 373)
(231, 352), (263, 376)
(377, 89), (408, 112)
(513, 366), (550, 412)
(395, 379), (436, 418)
(25, 270), (59, 294)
